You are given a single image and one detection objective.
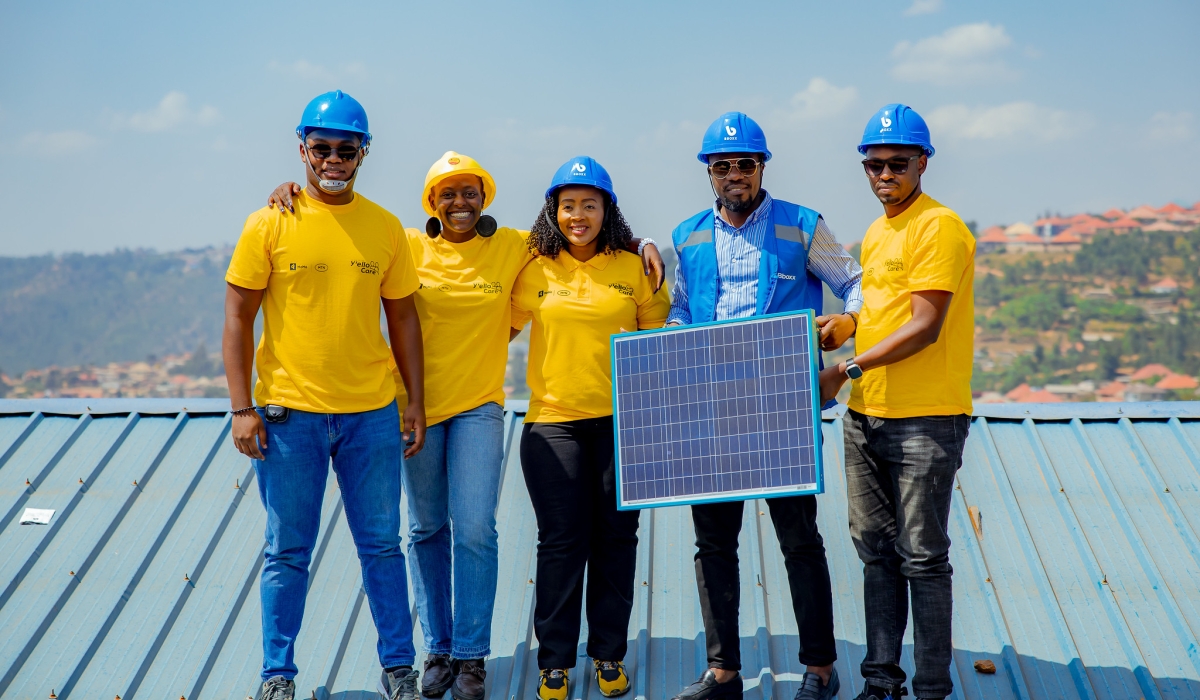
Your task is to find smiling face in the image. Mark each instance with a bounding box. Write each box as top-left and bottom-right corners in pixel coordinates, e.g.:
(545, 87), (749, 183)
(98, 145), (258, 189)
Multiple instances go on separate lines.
(432, 174), (484, 235)
(556, 185), (606, 249)
(863, 144), (926, 207)
(708, 151), (764, 213)
(301, 129), (363, 187)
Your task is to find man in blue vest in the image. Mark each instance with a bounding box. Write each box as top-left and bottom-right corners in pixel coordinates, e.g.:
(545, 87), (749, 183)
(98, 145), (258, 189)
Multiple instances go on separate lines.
(666, 112), (863, 700)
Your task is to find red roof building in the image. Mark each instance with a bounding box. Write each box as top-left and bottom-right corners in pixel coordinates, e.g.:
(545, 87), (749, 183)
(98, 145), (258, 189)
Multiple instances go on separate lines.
(1103, 208), (1126, 219)
(1129, 363), (1173, 382)
(1128, 205), (1160, 220)
(1157, 374), (1199, 390)
(1158, 202), (1187, 215)
(1106, 217), (1141, 232)
(1023, 389), (1065, 403)
(1049, 231), (1083, 246)
(1005, 383), (1033, 402)
(1096, 381), (1125, 401)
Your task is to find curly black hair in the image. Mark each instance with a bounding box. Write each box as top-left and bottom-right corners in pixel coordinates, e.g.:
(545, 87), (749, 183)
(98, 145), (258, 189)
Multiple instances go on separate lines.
(527, 191), (635, 258)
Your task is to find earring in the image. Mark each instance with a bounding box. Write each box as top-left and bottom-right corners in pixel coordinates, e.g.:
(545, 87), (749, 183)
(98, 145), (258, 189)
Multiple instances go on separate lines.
(476, 215), (498, 238)
(426, 217), (442, 238)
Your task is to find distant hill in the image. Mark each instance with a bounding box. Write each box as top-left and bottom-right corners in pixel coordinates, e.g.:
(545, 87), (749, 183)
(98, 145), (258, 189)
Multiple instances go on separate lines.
(0, 247), (230, 375)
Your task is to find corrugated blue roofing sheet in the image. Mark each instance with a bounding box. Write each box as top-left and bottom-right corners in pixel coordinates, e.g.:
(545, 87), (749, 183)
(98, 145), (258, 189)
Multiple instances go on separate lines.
(1, 398), (1199, 699)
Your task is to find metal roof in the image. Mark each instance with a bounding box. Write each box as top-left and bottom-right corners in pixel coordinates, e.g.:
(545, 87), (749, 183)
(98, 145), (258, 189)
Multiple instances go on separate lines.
(1, 399), (1199, 699)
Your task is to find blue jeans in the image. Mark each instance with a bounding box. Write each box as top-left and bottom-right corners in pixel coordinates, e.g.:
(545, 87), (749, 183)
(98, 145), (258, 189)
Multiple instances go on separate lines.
(252, 401), (415, 680)
(402, 402), (504, 659)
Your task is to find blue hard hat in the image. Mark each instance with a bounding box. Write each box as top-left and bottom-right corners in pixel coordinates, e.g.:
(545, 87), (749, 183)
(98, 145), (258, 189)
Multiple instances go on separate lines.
(545, 156), (618, 205)
(858, 103), (934, 157)
(296, 90), (372, 146)
(697, 112), (771, 163)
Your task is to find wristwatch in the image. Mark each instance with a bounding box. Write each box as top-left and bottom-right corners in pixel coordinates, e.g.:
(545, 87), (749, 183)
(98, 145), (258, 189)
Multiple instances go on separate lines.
(844, 360), (863, 380)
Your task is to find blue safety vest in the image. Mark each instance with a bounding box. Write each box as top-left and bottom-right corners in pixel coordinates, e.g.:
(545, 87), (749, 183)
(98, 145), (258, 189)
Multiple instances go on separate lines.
(671, 198), (824, 323)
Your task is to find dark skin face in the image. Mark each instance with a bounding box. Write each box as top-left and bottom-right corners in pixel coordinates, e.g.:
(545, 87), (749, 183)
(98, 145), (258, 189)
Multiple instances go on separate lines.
(299, 129), (364, 206)
(556, 185), (606, 262)
(431, 174), (485, 243)
(863, 144), (926, 218)
(708, 151), (764, 228)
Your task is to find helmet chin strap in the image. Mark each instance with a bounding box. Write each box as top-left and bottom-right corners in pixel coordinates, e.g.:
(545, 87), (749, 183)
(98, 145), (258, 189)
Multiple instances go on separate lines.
(305, 144), (362, 194)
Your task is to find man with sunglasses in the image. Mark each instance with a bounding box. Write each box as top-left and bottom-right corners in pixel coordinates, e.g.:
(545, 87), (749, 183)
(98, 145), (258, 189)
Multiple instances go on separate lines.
(818, 104), (975, 700)
(223, 90), (427, 700)
(666, 112), (863, 700)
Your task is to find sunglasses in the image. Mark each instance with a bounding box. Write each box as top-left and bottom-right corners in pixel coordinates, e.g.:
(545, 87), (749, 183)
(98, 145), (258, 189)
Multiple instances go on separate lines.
(306, 144), (362, 161)
(861, 155), (922, 177)
(708, 158), (761, 180)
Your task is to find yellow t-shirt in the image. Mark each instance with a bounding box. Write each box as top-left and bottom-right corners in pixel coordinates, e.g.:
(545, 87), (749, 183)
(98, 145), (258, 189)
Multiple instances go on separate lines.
(849, 193), (975, 418)
(511, 250), (670, 423)
(391, 227), (533, 425)
(226, 189), (420, 413)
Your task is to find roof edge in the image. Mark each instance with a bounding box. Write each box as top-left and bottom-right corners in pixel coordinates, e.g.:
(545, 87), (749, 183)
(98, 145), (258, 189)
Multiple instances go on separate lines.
(0, 399), (1196, 421)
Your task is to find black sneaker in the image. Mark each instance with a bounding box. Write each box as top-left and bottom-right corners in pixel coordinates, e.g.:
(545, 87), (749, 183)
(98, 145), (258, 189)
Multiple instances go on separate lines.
(380, 667), (421, 700)
(853, 683), (907, 700)
(794, 668), (840, 700)
(260, 675), (295, 700)
(671, 669), (743, 700)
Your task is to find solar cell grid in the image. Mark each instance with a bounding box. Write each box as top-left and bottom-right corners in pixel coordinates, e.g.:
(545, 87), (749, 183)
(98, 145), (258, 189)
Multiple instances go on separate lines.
(612, 311), (823, 509)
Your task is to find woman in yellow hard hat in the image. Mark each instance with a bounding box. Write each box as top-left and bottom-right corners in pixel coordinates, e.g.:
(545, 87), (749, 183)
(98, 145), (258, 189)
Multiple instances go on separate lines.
(265, 153), (663, 700)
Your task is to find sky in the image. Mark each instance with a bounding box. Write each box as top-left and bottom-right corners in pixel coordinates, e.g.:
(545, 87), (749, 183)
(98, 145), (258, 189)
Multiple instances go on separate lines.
(1, 0), (1197, 256)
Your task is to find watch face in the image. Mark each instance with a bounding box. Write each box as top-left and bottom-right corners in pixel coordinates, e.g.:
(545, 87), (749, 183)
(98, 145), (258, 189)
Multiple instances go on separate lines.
(847, 363), (863, 379)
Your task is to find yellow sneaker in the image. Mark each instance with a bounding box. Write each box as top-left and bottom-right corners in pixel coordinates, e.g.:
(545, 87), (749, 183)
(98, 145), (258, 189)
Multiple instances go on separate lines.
(594, 660), (631, 697)
(536, 668), (569, 700)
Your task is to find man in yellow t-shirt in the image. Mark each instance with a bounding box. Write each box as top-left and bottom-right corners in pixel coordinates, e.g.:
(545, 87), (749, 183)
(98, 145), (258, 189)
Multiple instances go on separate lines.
(222, 91), (425, 699)
(818, 104), (974, 700)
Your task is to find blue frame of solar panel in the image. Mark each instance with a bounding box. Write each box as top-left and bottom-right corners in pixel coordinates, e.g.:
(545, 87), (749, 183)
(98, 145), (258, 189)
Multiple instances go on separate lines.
(610, 310), (824, 510)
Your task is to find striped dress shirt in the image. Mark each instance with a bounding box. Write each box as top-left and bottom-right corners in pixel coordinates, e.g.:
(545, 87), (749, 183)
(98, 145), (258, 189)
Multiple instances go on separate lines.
(666, 191), (864, 324)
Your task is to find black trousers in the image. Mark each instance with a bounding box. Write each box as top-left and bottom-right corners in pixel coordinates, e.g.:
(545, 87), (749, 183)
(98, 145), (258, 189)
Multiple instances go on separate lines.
(521, 417), (641, 669)
(692, 495), (836, 671)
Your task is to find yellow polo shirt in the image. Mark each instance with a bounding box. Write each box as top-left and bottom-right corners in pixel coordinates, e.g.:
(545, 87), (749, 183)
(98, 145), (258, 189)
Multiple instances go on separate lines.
(392, 227), (533, 425)
(511, 250), (670, 423)
(226, 190), (419, 413)
(849, 193), (975, 418)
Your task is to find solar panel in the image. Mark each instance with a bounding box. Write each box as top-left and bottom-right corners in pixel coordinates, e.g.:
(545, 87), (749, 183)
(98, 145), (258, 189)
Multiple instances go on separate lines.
(611, 310), (823, 510)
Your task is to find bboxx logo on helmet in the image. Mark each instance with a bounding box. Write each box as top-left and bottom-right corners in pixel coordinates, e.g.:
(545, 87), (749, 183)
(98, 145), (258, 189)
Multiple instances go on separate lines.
(725, 125), (737, 137)
(571, 162), (587, 174)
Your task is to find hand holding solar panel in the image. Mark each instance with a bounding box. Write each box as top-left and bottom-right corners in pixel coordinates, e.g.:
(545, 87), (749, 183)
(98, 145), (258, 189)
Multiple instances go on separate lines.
(611, 311), (824, 509)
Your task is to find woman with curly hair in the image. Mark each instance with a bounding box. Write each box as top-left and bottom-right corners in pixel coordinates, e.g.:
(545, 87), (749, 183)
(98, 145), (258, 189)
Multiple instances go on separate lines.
(264, 152), (662, 700)
(510, 156), (670, 700)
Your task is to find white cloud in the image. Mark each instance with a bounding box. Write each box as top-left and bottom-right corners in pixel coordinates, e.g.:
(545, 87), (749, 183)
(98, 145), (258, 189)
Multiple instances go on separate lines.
(113, 91), (221, 132)
(785, 78), (858, 121)
(20, 130), (98, 155)
(926, 102), (1079, 141)
(1147, 111), (1194, 141)
(891, 23), (1016, 86)
(904, 0), (943, 16)
(268, 60), (368, 83)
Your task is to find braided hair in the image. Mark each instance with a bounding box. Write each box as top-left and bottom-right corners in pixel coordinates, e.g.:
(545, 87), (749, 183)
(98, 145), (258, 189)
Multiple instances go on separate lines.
(527, 191), (635, 259)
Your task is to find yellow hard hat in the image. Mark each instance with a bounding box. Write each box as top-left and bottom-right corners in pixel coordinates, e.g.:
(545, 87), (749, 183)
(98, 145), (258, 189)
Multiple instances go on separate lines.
(422, 151), (497, 216)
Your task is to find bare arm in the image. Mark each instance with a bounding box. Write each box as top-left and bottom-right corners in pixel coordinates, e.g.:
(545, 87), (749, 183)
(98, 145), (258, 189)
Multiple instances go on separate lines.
(222, 282), (267, 458)
(625, 239), (664, 292)
(818, 290), (952, 403)
(382, 295), (426, 458)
